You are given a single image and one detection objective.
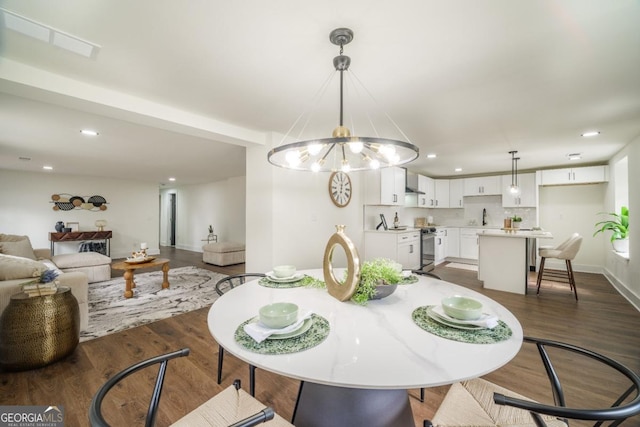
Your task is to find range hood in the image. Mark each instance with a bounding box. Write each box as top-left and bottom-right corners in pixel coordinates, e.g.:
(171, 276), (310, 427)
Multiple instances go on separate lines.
(405, 170), (425, 194)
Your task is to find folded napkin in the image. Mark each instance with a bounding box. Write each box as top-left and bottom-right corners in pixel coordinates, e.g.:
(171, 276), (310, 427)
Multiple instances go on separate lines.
(432, 305), (499, 329)
(244, 309), (313, 343)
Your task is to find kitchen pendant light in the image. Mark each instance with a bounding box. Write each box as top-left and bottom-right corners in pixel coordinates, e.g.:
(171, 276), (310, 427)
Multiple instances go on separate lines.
(508, 151), (521, 195)
(267, 28), (419, 172)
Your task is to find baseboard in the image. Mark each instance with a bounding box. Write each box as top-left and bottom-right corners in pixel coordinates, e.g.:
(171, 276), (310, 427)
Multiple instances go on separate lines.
(603, 269), (640, 312)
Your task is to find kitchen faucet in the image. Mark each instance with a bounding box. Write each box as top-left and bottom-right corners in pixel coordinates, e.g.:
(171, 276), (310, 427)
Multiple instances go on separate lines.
(482, 208), (488, 226)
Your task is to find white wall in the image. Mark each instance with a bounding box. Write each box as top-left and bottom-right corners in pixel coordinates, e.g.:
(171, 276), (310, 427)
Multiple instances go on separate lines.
(0, 170), (158, 258)
(159, 176), (246, 252)
(602, 135), (639, 309)
(538, 183), (606, 273)
(245, 134), (364, 273)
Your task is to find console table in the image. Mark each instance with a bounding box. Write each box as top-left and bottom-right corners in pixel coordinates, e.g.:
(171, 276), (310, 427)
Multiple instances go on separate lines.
(49, 231), (113, 256)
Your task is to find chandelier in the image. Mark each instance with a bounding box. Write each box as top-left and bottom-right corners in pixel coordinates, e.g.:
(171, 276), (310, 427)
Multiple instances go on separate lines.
(508, 150), (520, 195)
(267, 28), (419, 172)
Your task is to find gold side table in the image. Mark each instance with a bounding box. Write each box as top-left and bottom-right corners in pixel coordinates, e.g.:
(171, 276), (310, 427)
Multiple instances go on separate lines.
(0, 286), (80, 371)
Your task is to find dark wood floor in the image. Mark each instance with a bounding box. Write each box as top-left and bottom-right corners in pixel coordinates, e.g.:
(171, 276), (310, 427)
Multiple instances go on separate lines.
(1, 248), (639, 426)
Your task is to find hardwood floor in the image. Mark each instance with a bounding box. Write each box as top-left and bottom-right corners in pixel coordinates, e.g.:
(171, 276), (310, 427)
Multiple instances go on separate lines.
(1, 248), (639, 426)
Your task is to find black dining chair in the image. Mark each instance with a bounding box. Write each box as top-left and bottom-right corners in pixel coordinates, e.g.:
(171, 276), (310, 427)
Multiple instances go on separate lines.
(89, 348), (292, 427)
(424, 336), (640, 426)
(215, 273), (266, 397)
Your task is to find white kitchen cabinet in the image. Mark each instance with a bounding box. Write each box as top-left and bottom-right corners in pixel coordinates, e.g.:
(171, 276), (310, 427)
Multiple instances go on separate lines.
(463, 175), (501, 196)
(434, 179), (450, 208)
(449, 179), (464, 208)
(434, 229), (446, 264)
(364, 230), (421, 270)
(444, 227), (460, 258)
(366, 166), (406, 205)
(539, 165), (608, 186)
(405, 172), (432, 208)
(421, 175), (435, 208)
(502, 173), (537, 207)
(459, 228), (481, 260)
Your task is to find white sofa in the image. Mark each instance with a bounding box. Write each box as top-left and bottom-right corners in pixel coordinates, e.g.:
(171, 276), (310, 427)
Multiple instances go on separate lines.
(0, 234), (110, 331)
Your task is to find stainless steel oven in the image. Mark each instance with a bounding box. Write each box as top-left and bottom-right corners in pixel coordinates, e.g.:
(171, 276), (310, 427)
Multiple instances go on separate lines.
(420, 227), (436, 271)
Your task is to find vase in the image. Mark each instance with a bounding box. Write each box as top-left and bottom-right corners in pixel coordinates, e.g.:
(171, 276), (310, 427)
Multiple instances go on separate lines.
(323, 225), (361, 301)
(512, 221), (521, 229)
(612, 238), (629, 253)
(55, 221), (64, 232)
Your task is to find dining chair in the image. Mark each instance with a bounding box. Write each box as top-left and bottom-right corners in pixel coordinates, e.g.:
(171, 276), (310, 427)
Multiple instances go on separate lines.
(89, 347), (293, 427)
(215, 273), (266, 397)
(424, 336), (640, 426)
(536, 233), (582, 300)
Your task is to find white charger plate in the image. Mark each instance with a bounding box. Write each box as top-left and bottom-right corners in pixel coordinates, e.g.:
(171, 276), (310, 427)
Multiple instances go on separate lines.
(426, 306), (484, 330)
(265, 272), (305, 283)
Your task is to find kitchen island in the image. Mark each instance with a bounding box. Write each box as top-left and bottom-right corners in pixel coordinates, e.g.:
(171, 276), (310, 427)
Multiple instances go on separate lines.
(477, 229), (553, 294)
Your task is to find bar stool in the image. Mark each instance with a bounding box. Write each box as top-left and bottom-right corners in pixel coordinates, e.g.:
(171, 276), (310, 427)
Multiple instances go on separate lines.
(536, 233), (582, 300)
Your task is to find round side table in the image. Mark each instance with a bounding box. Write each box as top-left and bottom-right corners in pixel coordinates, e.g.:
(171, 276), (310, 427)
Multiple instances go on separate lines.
(0, 286), (80, 371)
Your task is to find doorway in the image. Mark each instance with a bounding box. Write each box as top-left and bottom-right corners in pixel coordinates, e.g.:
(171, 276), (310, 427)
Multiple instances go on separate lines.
(170, 193), (176, 246)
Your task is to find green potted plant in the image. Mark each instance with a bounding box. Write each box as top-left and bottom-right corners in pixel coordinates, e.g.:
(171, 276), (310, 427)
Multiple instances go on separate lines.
(593, 206), (629, 253)
(511, 215), (522, 228)
(351, 258), (403, 305)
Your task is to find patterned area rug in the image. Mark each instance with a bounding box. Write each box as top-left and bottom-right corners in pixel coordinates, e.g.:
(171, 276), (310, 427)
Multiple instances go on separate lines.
(80, 266), (227, 342)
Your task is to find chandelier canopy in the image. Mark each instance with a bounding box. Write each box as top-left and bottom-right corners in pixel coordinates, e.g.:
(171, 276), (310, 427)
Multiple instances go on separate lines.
(267, 28), (419, 173)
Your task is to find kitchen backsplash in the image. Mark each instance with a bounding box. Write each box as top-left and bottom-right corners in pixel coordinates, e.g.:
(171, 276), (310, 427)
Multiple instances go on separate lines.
(364, 195), (536, 230)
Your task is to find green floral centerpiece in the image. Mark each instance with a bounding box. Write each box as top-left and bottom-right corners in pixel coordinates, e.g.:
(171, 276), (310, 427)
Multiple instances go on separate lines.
(351, 258), (403, 305)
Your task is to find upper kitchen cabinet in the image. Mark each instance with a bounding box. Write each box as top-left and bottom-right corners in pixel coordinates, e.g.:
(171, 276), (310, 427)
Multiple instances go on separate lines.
(434, 180), (450, 208)
(449, 179), (464, 208)
(366, 166), (406, 205)
(463, 175), (501, 196)
(539, 165), (608, 186)
(502, 173), (536, 207)
(405, 173), (434, 208)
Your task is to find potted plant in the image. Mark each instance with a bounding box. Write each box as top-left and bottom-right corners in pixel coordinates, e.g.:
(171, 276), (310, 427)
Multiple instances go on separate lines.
(593, 206), (629, 253)
(351, 258), (403, 305)
(511, 215), (522, 229)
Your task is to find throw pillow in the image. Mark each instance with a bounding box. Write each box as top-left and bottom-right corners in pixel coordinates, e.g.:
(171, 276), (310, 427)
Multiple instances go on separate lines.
(0, 254), (48, 281)
(0, 233), (29, 242)
(0, 239), (37, 260)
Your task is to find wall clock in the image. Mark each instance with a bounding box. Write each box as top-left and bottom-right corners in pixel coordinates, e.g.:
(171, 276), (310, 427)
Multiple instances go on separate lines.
(329, 171), (352, 207)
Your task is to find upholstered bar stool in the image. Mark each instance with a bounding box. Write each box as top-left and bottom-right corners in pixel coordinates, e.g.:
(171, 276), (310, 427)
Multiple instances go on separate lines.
(536, 233), (582, 300)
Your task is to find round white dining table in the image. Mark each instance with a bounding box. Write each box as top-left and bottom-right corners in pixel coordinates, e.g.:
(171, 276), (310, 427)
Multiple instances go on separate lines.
(208, 269), (523, 427)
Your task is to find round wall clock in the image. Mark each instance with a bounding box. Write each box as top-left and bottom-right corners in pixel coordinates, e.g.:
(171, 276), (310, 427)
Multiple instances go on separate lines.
(328, 171), (352, 207)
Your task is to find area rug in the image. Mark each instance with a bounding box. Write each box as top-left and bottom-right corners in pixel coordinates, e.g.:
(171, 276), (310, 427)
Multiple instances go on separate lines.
(444, 262), (478, 272)
(80, 266), (227, 342)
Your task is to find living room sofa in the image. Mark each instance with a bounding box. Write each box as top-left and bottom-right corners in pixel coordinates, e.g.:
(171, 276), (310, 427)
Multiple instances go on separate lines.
(0, 234), (109, 331)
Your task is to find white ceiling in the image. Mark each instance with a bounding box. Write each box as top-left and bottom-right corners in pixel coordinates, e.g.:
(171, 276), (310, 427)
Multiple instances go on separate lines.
(1, 0), (639, 185)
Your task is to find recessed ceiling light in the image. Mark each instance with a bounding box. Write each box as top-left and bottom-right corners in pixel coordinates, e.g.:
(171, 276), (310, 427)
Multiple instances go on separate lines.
(80, 129), (99, 136)
(567, 153), (582, 161)
(426, 153), (437, 159)
(43, 165), (53, 170)
(581, 131), (600, 137)
(168, 177), (176, 182)
(454, 168), (462, 172)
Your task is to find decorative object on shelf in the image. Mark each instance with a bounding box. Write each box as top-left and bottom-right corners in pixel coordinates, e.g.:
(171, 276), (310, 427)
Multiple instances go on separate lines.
(267, 27), (419, 172)
(507, 151), (521, 195)
(352, 258), (403, 305)
(511, 215), (522, 229)
(593, 206), (629, 253)
(376, 214), (388, 230)
(50, 193), (108, 211)
(328, 171), (352, 207)
(207, 225), (217, 242)
(21, 269), (59, 298)
(323, 225), (361, 301)
(95, 219), (107, 231)
(393, 212), (400, 229)
(55, 221), (65, 232)
(66, 222), (79, 232)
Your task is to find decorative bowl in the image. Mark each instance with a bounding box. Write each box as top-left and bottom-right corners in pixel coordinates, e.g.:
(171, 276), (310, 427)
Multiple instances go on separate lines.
(372, 283), (398, 300)
(272, 265), (296, 278)
(441, 296), (483, 320)
(259, 302), (299, 329)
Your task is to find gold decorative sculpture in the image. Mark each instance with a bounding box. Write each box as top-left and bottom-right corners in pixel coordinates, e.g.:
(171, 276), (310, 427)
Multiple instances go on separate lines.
(323, 225), (361, 301)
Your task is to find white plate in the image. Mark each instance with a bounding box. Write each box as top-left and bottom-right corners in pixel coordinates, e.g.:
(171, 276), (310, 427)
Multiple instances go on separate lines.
(426, 306), (484, 330)
(431, 304), (494, 325)
(265, 272), (305, 283)
(267, 317), (314, 340)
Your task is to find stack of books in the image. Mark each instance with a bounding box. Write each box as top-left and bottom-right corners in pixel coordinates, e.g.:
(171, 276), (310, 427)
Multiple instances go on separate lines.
(22, 282), (58, 297)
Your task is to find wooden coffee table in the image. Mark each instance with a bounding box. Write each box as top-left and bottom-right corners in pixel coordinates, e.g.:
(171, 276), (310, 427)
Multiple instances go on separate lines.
(111, 258), (170, 298)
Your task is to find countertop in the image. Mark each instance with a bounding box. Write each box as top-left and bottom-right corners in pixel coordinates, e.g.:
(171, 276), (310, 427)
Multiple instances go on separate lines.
(478, 229), (553, 238)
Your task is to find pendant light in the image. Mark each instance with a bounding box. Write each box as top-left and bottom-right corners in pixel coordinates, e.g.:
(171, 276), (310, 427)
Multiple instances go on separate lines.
(509, 150), (521, 195)
(267, 28), (419, 172)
